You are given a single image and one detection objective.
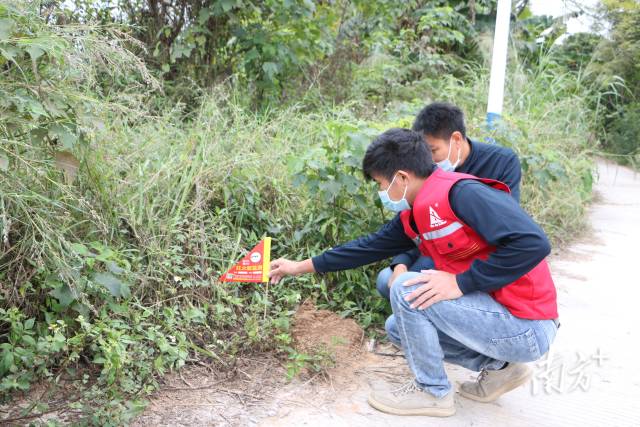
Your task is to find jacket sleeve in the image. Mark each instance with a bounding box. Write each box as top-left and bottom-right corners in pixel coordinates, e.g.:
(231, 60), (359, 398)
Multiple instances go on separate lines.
(390, 248), (421, 269)
(311, 214), (417, 273)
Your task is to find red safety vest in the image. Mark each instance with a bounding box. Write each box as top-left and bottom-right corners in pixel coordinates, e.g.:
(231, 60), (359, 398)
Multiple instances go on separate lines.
(399, 168), (558, 320)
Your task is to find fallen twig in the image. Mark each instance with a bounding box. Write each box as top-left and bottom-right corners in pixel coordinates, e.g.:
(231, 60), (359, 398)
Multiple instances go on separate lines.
(179, 370), (195, 389)
(165, 378), (228, 391)
(217, 388), (263, 400)
(373, 351), (405, 358)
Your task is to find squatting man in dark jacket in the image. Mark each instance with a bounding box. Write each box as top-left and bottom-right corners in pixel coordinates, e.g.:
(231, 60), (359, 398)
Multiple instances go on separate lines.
(269, 128), (559, 417)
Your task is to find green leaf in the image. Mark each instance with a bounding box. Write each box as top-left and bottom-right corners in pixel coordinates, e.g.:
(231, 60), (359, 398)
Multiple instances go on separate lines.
(170, 43), (193, 61)
(0, 45), (21, 61)
(0, 18), (15, 41)
(262, 62), (279, 81)
(197, 7), (213, 23)
(48, 124), (77, 149)
(220, 0), (235, 12)
(185, 307), (205, 323)
(70, 243), (89, 256)
(106, 261), (125, 275)
(318, 180), (341, 197)
(153, 356), (164, 373)
(108, 300), (128, 313)
(21, 335), (36, 347)
(124, 399), (148, 419)
(245, 47), (259, 62)
(26, 99), (48, 119)
(24, 318), (35, 330)
(93, 272), (123, 297)
(25, 45), (45, 61)
(49, 284), (75, 307)
(29, 127), (48, 144)
(0, 155), (8, 171)
(51, 332), (66, 351)
(1, 351), (15, 374)
(518, 6), (533, 20)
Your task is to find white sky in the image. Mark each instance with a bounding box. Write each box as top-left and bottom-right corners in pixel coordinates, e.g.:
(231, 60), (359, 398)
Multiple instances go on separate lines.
(529, 0), (602, 34)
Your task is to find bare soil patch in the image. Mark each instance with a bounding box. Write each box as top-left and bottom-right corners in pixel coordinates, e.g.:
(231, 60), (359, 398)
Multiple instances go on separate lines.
(291, 299), (365, 364)
(132, 299), (381, 426)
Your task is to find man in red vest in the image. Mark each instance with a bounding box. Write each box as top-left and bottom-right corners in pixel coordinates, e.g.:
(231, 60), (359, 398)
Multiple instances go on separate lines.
(376, 102), (523, 348)
(269, 128), (559, 417)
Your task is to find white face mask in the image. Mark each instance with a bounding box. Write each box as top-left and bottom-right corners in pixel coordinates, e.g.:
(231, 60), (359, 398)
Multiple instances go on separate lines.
(377, 173), (410, 212)
(436, 140), (461, 172)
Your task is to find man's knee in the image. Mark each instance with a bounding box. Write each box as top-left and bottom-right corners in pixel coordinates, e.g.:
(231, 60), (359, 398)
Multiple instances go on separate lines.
(389, 271), (422, 308)
(390, 272), (454, 317)
(376, 267), (393, 300)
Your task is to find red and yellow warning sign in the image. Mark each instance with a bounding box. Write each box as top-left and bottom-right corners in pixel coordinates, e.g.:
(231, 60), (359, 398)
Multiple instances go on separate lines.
(220, 238), (271, 283)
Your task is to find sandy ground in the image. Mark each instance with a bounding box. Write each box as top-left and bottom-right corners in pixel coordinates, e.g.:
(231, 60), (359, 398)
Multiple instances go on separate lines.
(133, 160), (640, 427)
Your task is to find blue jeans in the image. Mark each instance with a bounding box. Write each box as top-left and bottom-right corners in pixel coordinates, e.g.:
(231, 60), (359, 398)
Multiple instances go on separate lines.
(387, 271), (558, 398)
(376, 256), (436, 300)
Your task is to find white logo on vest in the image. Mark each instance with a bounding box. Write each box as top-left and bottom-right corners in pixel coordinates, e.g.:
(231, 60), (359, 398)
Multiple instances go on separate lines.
(429, 206), (447, 228)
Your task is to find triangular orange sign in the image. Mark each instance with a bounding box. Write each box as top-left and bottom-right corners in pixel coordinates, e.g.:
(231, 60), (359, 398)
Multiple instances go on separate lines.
(220, 238), (271, 283)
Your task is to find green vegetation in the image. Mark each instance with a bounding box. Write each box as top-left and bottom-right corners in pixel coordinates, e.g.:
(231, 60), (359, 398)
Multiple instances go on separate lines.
(588, 0), (640, 167)
(0, 0), (615, 424)
(551, 0), (640, 167)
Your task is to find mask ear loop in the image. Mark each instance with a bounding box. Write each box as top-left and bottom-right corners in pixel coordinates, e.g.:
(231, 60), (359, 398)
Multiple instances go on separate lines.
(445, 141), (453, 162)
(453, 143), (462, 169)
(399, 178), (408, 201)
(387, 172), (408, 203)
(385, 173), (398, 192)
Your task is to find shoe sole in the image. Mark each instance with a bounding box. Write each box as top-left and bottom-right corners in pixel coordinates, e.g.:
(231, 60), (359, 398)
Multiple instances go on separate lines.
(367, 395), (456, 417)
(459, 369), (532, 403)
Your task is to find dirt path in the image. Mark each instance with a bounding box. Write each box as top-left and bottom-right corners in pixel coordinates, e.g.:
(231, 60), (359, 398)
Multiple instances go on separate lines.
(134, 160), (640, 426)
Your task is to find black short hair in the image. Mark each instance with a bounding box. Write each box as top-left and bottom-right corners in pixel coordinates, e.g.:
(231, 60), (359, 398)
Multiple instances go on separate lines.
(362, 128), (435, 181)
(412, 102), (466, 139)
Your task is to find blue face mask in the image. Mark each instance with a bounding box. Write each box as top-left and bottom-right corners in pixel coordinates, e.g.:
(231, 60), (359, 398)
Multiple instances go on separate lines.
(436, 140), (461, 172)
(378, 173), (410, 212)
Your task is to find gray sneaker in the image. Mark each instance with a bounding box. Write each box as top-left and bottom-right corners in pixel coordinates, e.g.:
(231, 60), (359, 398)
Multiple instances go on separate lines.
(459, 362), (532, 403)
(368, 380), (456, 417)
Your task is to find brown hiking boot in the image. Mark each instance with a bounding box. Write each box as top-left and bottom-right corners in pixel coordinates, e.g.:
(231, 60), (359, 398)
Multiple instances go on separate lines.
(459, 362), (532, 403)
(368, 380), (456, 417)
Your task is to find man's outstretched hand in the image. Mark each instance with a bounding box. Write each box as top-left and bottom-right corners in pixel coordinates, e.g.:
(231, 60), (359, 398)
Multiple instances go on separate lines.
(269, 258), (315, 284)
(402, 270), (463, 310)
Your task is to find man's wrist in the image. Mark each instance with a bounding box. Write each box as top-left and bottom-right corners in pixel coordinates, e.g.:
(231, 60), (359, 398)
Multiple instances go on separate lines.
(456, 272), (474, 294)
(295, 258), (316, 276)
(393, 264), (408, 272)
